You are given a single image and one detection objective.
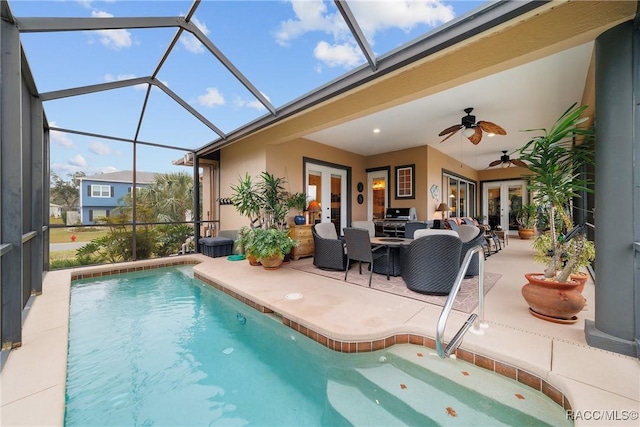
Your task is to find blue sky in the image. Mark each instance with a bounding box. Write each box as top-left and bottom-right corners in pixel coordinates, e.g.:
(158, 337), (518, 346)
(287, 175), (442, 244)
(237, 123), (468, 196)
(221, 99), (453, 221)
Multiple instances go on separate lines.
(10, 0), (487, 178)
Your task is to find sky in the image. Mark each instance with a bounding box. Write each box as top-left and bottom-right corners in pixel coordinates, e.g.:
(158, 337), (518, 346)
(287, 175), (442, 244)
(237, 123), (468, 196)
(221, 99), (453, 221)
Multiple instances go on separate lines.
(9, 0), (488, 179)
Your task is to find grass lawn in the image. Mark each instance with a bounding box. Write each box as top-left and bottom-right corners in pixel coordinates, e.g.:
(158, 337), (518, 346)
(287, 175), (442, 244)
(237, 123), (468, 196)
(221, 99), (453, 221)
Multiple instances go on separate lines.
(49, 227), (108, 244)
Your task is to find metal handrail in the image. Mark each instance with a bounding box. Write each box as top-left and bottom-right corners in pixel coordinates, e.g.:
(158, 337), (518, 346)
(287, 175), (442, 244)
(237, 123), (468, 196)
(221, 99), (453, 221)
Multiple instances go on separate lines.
(21, 231), (37, 244)
(436, 244), (486, 358)
(0, 243), (12, 257)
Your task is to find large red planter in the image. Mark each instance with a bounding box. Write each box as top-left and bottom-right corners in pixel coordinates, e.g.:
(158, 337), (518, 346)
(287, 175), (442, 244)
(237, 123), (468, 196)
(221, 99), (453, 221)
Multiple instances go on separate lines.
(522, 273), (586, 323)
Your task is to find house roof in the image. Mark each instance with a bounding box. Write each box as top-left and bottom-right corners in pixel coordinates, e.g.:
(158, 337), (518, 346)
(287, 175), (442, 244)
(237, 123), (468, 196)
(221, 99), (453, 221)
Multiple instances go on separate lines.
(80, 170), (156, 184)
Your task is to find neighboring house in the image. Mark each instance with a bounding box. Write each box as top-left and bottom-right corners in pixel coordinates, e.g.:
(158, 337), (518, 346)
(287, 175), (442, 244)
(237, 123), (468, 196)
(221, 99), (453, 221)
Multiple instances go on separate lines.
(77, 171), (156, 225)
(49, 203), (62, 218)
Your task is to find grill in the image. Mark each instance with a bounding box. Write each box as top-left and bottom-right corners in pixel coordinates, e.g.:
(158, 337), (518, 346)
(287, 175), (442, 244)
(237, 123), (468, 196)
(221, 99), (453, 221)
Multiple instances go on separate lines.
(379, 207), (416, 237)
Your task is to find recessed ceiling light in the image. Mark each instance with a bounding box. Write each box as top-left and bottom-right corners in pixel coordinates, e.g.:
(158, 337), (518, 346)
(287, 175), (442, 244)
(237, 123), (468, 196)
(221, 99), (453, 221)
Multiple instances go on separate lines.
(373, 128), (381, 134)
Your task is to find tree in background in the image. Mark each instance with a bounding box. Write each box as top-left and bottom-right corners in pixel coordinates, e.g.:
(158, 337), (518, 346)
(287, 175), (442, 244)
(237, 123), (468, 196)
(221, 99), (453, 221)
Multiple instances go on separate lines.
(50, 171), (84, 211)
(137, 172), (194, 222)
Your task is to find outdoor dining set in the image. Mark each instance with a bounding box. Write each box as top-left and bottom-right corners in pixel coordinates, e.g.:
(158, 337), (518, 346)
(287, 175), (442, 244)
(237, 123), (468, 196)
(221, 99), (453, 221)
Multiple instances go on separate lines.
(311, 219), (493, 295)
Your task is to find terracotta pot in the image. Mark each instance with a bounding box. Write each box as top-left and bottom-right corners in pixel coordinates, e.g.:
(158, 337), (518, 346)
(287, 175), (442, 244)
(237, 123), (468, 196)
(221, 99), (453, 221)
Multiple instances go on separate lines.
(522, 273), (586, 322)
(570, 273), (588, 293)
(260, 255), (283, 270)
(518, 228), (534, 240)
(246, 253), (261, 266)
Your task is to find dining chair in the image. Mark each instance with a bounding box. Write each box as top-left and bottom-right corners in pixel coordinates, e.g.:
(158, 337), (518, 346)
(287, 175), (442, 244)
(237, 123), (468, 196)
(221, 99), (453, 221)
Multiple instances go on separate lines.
(343, 227), (387, 286)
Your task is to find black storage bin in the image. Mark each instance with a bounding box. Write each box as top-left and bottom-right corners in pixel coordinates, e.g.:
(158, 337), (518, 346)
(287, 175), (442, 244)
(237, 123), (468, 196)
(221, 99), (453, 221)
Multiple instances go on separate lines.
(198, 237), (233, 258)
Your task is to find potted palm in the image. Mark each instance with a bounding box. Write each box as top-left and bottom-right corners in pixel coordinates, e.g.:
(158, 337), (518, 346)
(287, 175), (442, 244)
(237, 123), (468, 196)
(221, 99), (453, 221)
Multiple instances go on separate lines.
(231, 172), (299, 266)
(516, 203), (537, 240)
(516, 103), (594, 322)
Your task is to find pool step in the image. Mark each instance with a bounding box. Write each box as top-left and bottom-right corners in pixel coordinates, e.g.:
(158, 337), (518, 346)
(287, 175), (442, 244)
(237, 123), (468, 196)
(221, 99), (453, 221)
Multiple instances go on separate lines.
(354, 363), (510, 426)
(326, 380), (415, 426)
(384, 345), (570, 426)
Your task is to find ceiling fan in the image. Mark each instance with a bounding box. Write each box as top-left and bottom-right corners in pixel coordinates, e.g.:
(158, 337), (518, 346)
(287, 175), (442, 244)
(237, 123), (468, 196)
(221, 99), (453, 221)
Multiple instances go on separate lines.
(488, 150), (528, 168)
(438, 107), (507, 145)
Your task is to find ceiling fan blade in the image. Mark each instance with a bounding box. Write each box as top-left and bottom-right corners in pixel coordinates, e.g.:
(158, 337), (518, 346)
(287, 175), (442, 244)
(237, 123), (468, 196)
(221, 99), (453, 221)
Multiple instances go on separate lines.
(511, 159), (528, 168)
(439, 126), (461, 143)
(488, 159), (502, 167)
(438, 124), (462, 137)
(467, 127), (482, 145)
(478, 121), (507, 135)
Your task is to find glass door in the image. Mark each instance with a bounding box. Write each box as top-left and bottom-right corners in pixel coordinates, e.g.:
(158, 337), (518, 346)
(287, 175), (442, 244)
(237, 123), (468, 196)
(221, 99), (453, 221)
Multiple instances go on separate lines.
(367, 169), (388, 221)
(306, 162), (347, 235)
(483, 180), (528, 233)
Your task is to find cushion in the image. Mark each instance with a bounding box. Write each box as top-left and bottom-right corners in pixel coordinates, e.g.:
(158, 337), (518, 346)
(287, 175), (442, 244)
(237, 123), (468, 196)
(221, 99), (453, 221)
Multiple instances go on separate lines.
(351, 220), (375, 237)
(315, 222), (338, 240)
(457, 225), (481, 243)
(414, 229), (458, 239)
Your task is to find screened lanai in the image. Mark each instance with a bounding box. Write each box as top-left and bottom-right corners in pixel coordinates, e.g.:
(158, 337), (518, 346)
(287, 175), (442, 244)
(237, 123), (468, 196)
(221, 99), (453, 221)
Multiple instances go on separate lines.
(1, 0), (638, 362)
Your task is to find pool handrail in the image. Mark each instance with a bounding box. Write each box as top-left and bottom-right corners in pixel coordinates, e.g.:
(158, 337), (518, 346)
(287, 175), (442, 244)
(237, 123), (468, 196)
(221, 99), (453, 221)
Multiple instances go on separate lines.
(436, 244), (486, 358)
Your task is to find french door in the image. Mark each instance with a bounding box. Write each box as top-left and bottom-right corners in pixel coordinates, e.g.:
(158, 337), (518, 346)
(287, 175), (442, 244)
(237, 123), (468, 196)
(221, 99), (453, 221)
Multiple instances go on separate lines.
(483, 180), (528, 233)
(306, 162), (347, 235)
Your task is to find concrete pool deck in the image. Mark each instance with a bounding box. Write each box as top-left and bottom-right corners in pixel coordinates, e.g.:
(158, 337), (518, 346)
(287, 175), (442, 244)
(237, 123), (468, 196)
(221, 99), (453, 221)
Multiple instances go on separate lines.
(1, 238), (638, 426)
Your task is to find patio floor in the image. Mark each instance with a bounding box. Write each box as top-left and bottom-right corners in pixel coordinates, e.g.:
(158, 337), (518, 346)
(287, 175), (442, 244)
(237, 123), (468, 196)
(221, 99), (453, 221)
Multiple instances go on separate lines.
(1, 237), (638, 426)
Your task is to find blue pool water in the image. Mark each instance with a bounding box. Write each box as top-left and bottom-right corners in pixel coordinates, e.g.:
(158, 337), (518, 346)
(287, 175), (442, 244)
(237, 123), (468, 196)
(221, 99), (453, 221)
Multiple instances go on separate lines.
(66, 266), (571, 426)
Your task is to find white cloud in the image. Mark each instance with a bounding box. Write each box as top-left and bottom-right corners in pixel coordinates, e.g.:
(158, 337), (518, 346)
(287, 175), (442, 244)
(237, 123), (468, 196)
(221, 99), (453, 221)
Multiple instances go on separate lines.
(69, 154), (87, 167)
(314, 41), (363, 68)
(197, 88), (225, 107)
(90, 10), (133, 50)
(50, 162), (118, 176)
(233, 92), (270, 111)
(89, 141), (112, 155)
(50, 128), (73, 148)
(275, 0), (454, 68)
(275, 0), (347, 46)
(348, 1), (454, 41)
(180, 16), (210, 54)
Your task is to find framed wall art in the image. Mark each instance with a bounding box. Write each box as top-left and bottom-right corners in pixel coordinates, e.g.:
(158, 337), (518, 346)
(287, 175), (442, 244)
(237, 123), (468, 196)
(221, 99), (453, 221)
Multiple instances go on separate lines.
(395, 164), (415, 199)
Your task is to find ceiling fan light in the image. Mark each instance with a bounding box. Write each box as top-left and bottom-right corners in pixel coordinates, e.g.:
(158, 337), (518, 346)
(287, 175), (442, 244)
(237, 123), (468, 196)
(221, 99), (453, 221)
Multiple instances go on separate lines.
(501, 162), (510, 168)
(487, 132), (495, 137)
(461, 127), (475, 138)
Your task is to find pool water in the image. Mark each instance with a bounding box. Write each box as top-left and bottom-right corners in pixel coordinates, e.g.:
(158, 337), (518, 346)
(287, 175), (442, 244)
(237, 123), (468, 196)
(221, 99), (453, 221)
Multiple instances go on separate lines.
(66, 266), (571, 426)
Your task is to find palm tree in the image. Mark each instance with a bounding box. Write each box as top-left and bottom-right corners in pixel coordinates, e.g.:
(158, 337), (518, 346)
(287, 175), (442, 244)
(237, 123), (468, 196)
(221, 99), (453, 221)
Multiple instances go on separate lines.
(137, 172), (194, 222)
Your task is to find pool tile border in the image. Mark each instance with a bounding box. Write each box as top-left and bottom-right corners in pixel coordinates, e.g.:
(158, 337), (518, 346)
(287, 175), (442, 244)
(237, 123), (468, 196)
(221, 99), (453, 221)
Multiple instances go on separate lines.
(193, 270), (573, 413)
(68, 263), (574, 414)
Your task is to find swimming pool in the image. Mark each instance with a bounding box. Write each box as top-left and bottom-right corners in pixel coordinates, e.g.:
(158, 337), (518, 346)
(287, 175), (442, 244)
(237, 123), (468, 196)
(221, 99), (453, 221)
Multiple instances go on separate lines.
(66, 266), (571, 426)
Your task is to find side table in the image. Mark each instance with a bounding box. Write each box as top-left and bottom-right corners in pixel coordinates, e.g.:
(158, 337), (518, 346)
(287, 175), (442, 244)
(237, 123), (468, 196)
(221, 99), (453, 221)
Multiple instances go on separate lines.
(288, 224), (314, 260)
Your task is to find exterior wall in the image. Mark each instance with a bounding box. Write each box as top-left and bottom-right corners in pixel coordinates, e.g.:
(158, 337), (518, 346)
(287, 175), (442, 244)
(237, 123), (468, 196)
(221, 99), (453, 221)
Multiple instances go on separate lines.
(366, 146), (428, 220)
(218, 138), (267, 231)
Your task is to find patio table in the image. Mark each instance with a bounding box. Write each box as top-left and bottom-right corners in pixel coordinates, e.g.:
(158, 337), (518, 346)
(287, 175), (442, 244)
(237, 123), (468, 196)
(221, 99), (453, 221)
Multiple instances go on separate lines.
(370, 237), (413, 277)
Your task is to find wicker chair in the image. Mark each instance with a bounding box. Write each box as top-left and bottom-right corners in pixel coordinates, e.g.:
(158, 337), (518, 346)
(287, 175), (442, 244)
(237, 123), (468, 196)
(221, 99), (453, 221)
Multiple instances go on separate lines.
(312, 223), (347, 271)
(403, 221), (428, 239)
(400, 233), (462, 295)
(458, 224), (485, 277)
(351, 220), (376, 237)
(343, 227), (387, 286)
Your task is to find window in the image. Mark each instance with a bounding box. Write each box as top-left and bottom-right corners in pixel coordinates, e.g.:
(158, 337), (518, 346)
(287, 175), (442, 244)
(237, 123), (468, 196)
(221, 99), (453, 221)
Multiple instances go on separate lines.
(395, 164), (415, 199)
(90, 185), (112, 198)
(443, 172), (476, 218)
(89, 209), (109, 222)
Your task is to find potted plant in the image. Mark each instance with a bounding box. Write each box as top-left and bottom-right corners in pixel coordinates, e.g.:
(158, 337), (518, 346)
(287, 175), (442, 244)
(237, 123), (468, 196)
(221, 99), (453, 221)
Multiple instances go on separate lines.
(252, 228), (297, 270)
(287, 192), (308, 225)
(516, 103), (594, 321)
(516, 203), (537, 240)
(236, 226), (260, 265)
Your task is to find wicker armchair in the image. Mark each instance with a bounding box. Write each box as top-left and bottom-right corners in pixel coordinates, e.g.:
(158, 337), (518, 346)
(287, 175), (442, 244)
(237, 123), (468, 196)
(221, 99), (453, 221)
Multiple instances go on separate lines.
(403, 221), (428, 239)
(312, 223), (347, 271)
(458, 225), (485, 277)
(400, 233), (462, 295)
